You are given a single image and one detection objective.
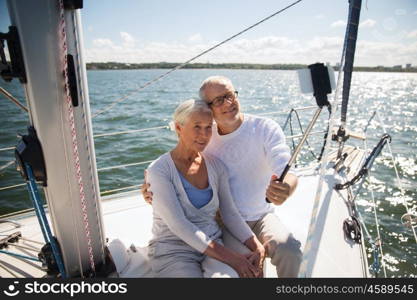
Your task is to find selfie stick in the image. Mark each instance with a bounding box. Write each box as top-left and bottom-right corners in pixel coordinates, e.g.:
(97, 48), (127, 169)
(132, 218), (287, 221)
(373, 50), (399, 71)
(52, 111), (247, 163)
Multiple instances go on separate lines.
(266, 63), (332, 202)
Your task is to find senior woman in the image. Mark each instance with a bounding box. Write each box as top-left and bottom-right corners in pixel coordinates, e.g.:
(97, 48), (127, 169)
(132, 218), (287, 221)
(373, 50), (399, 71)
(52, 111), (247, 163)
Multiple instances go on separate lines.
(147, 99), (265, 278)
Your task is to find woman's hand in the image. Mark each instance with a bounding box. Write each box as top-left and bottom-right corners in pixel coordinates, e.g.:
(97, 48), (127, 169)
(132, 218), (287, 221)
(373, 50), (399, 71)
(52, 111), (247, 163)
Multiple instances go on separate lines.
(228, 252), (260, 278)
(244, 236), (266, 277)
(141, 170), (153, 204)
(245, 249), (265, 277)
(204, 241), (261, 278)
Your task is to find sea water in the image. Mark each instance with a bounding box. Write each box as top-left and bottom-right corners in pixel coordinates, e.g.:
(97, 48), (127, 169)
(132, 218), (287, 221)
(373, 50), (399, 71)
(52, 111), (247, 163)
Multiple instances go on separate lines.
(0, 69), (416, 276)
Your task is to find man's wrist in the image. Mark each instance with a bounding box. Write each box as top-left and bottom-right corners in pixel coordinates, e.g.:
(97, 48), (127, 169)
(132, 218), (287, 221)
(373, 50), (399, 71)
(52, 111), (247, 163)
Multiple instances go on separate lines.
(284, 173), (298, 196)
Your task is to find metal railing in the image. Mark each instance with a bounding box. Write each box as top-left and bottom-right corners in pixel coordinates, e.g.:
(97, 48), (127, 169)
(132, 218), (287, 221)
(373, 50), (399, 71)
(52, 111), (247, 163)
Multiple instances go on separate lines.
(0, 106), (321, 195)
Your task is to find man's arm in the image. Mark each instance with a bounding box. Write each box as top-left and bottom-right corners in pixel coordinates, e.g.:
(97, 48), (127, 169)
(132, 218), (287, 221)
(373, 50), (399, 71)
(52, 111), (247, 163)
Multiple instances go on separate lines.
(263, 119), (298, 205)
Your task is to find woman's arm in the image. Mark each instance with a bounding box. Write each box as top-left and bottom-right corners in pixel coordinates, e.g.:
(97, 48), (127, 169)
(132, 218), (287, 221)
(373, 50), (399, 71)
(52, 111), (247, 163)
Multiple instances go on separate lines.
(216, 163), (265, 274)
(148, 166), (212, 253)
(149, 165), (259, 277)
(217, 167), (255, 243)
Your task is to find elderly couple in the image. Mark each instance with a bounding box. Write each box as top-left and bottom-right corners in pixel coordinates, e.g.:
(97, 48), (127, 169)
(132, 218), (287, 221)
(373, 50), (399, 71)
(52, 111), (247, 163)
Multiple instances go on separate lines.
(141, 76), (302, 278)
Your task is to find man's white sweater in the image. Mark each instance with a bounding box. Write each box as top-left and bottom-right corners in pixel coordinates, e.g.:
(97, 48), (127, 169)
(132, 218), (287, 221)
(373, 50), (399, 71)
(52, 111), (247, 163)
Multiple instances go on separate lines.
(204, 114), (291, 221)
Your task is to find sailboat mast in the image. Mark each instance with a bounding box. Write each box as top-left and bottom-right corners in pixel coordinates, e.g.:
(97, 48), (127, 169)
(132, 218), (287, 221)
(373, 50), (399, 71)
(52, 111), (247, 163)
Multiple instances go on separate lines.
(341, 0), (362, 129)
(6, 0), (105, 277)
(336, 0), (362, 159)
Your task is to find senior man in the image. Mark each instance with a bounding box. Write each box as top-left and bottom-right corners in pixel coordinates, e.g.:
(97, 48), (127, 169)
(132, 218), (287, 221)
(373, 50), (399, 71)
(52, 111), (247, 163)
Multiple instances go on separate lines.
(143, 76), (302, 277)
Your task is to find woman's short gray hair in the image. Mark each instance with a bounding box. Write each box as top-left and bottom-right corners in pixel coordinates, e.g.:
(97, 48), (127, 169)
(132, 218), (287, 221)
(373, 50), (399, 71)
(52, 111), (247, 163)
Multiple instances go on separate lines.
(199, 76), (233, 101)
(173, 99), (212, 126)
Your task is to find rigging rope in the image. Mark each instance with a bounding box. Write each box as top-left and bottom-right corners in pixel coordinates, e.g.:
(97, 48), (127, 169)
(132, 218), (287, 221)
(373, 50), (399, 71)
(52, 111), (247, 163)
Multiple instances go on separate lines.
(0, 86), (28, 112)
(291, 109), (319, 160)
(59, 0), (96, 275)
(363, 111), (387, 277)
(375, 111), (417, 243)
(71, 9), (107, 270)
(100, 183), (143, 196)
(91, 0), (304, 119)
(335, 134), (391, 190)
(97, 160), (153, 172)
(366, 175), (387, 277)
(0, 146), (14, 152)
(317, 106), (332, 162)
(345, 117), (387, 277)
(94, 125), (169, 138)
(0, 249), (40, 262)
(25, 163), (67, 277)
(355, 207), (386, 277)
(0, 160), (14, 172)
(0, 183), (26, 191)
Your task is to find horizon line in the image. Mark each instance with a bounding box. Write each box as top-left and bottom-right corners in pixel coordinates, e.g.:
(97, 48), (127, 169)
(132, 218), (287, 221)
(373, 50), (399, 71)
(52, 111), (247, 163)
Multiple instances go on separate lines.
(86, 62), (416, 69)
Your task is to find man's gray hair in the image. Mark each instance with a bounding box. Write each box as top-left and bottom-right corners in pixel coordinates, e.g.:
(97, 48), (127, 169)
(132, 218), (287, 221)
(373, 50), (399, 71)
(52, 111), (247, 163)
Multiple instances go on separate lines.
(173, 99), (212, 126)
(199, 76), (233, 101)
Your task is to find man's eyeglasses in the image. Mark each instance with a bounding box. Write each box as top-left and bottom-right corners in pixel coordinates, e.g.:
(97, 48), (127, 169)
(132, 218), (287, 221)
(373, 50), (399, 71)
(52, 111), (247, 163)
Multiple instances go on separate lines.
(207, 91), (238, 107)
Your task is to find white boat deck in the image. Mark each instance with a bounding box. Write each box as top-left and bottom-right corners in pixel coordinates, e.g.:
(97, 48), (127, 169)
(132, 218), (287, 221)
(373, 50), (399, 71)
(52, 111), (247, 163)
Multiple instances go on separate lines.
(0, 147), (369, 278)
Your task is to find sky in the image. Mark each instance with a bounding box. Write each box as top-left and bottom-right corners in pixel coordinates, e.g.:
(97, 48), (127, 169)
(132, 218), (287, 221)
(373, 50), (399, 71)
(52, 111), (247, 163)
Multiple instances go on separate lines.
(1, 0), (417, 67)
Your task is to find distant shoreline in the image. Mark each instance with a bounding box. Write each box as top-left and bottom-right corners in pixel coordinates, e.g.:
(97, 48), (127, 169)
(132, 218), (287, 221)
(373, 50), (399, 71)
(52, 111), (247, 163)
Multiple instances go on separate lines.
(86, 62), (417, 73)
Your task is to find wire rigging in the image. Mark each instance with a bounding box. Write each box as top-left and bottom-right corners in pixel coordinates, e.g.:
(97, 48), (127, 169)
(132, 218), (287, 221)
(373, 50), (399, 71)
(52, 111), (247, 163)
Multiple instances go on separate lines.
(91, 0), (304, 118)
(375, 111), (417, 243)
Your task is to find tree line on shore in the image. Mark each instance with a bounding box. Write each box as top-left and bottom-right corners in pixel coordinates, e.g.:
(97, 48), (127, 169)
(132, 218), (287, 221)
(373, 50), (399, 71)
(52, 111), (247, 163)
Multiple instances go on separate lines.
(86, 62), (417, 73)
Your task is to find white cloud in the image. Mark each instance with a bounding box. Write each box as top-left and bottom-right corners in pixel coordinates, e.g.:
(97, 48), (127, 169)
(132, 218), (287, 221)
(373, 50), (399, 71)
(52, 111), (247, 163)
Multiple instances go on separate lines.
(331, 20), (346, 28)
(314, 14), (324, 20)
(120, 32), (136, 48)
(356, 40), (417, 66)
(188, 33), (202, 43)
(360, 19), (376, 28)
(332, 19), (376, 30)
(85, 35), (416, 67)
(407, 30), (417, 39)
(92, 38), (114, 47)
